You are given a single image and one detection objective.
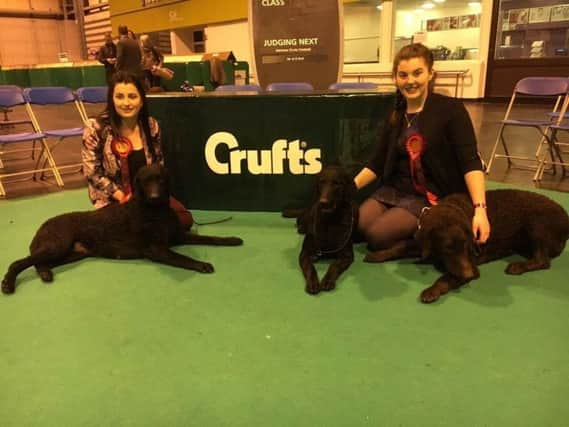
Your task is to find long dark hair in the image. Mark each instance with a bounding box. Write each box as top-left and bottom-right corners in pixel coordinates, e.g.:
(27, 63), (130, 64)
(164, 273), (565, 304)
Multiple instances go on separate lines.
(389, 43), (436, 127)
(99, 71), (154, 157)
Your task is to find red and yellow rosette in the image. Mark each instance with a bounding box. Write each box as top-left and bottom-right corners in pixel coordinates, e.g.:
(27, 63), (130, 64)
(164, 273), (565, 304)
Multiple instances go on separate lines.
(111, 136), (134, 197)
(405, 132), (437, 206)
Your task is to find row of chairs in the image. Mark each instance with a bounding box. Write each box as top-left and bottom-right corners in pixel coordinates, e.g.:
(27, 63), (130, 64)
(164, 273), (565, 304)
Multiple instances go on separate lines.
(486, 76), (569, 182)
(0, 85), (107, 197)
(215, 82), (379, 92)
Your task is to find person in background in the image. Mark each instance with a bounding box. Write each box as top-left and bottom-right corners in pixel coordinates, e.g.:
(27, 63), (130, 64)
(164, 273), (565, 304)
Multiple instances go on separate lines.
(115, 25), (143, 78)
(97, 32), (117, 85)
(353, 42), (490, 251)
(140, 34), (164, 90)
(82, 71), (192, 228)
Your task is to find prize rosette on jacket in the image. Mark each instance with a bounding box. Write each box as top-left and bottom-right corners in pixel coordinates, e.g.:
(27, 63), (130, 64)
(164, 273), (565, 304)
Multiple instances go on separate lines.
(111, 136), (134, 197)
(405, 130), (438, 206)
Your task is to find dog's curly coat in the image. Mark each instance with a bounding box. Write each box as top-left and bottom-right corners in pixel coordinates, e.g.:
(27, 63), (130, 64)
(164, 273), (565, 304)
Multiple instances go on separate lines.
(2, 164), (243, 294)
(365, 189), (569, 303)
(292, 165), (358, 295)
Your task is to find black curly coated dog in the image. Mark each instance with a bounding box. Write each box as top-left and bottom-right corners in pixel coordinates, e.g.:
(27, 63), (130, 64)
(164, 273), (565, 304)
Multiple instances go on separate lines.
(2, 164), (243, 295)
(365, 189), (569, 303)
(286, 165), (358, 295)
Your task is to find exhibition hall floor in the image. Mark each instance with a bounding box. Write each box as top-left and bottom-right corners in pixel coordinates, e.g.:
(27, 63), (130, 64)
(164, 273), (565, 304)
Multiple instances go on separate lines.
(1, 99), (569, 425)
(1, 183), (568, 426)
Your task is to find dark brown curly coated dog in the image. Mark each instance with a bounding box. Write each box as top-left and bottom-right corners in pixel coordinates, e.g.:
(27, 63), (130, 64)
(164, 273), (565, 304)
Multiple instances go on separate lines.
(2, 164), (243, 295)
(365, 189), (569, 303)
(286, 165), (358, 295)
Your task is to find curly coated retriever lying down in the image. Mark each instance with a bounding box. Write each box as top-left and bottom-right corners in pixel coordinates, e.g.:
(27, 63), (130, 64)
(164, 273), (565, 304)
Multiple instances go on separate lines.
(285, 165), (358, 295)
(365, 189), (569, 303)
(2, 164), (243, 295)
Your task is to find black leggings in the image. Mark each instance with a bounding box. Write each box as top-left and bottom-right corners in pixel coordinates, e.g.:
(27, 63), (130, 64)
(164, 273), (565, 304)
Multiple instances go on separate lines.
(358, 197), (419, 250)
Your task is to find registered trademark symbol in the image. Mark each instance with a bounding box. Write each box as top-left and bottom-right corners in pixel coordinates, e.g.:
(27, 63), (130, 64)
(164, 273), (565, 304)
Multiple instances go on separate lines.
(300, 141), (307, 149)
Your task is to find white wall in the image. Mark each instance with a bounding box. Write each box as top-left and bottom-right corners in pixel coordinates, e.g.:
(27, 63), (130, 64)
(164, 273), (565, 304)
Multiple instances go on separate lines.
(0, 0), (61, 10)
(0, 19), (82, 66)
(170, 28), (196, 56)
(344, 5), (381, 63)
(204, 20), (251, 65)
(0, 0), (83, 66)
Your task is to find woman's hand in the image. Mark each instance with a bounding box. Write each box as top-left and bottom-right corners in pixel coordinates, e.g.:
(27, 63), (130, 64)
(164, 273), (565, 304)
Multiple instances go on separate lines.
(82, 119), (101, 149)
(472, 208), (490, 244)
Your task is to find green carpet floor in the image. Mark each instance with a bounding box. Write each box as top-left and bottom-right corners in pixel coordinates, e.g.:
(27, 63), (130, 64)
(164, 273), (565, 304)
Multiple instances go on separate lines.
(1, 184), (569, 426)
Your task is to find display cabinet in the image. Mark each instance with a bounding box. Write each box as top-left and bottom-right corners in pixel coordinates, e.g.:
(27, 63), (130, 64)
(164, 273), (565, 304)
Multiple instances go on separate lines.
(486, 0), (569, 98)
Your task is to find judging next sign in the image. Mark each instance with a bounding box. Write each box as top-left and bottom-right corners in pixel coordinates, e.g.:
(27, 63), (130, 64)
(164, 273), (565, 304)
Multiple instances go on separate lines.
(249, 0), (343, 90)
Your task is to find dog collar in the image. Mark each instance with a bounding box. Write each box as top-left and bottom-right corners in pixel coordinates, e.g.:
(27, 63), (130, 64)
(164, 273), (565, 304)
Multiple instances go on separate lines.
(313, 204), (355, 258)
(417, 206), (431, 230)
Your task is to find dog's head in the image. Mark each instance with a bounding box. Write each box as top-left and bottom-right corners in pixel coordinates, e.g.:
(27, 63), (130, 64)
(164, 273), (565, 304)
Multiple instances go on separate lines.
(316, 165), (356, 214)
(133, 164), (170, 206)
(416, 206), (479, 280)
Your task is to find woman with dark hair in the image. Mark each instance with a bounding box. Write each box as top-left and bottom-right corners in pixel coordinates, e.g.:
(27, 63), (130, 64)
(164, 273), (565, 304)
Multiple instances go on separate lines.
(353, 43), (490, 250)
(82, 71), (192, 227)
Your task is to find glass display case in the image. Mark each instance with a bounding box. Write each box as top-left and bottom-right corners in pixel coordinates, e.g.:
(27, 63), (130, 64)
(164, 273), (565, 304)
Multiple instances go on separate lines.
(494, 0), (569, 59)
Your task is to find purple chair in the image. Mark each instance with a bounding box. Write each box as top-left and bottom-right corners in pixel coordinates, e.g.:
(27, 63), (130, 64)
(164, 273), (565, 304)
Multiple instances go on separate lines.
(328, 82), (378, 91)
(485, 77), (569, 181)
(215, 84), (262, 92)
(0, 85), (33, 130)
(75, 86), (107, 124)
(0, 86), (61, 197)
(24, 87), (85, 179)
(540, 85), (569, 180)
(266, 82), (314, 92)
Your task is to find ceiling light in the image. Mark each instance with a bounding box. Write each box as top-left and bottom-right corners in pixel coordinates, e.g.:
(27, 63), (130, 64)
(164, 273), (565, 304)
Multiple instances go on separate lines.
(376, 4), (383, 10)
(468, 2), (481, 6)
(434, 0), (445, 3)
(422, 2), (435, 9)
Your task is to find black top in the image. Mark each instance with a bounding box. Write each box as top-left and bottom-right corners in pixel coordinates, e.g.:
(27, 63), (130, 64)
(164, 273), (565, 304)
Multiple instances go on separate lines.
(128, 149), (147, 188)
(367, 92), (483, 198)
(391, 115), (418, 195)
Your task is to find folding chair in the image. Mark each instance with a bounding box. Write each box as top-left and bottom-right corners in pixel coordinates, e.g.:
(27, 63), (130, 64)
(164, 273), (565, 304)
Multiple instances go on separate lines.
(23, 87), (85, 180)
(215, 84), (262, 92)
(0, 85), (36, 168)
(266, 82), (314, 92)
(328, 82), (378, 91)
(75, 86), (107, 124)
(485, 77), (569, 181)
(537, 88), (569, 180)
(0, 87), (61, 197)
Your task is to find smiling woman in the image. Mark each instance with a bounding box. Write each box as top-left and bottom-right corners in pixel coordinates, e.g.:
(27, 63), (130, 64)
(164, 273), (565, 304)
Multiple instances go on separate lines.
(81, 71), (193, 228)
(353, 42), (490, 255)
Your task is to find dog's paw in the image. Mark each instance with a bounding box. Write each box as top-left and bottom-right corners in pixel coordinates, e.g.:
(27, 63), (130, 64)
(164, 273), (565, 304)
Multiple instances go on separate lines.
(305, 282), (320, 295)
(224, 237), (243, 246)
(420, 286), (441, 304)
(39, 270), (54, 283)
(196, 262), (214, 274)
(364, 250), (391, 263)
(320, 277), (336, 292)
(505, 262), (526, 275)
(1, 278), (15, 295)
